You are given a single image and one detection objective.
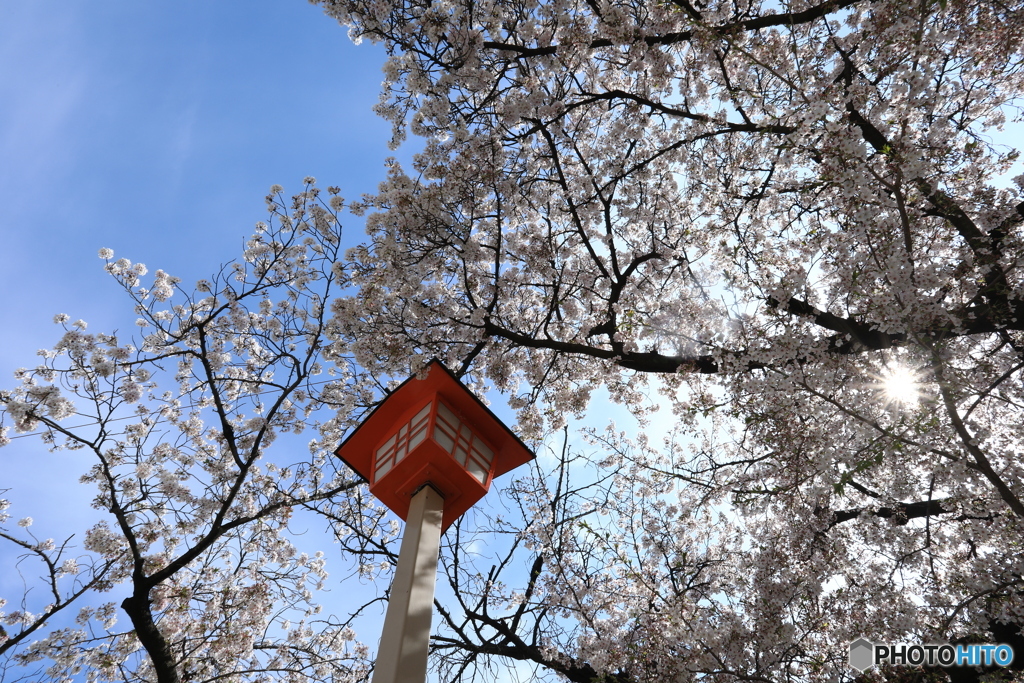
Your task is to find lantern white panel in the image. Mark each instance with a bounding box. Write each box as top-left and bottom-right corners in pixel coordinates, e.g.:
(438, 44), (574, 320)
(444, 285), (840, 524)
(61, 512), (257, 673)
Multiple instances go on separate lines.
(373, 401), (435, 483)
(436, 402), (459, 428)
(409, 427), (427, 450)
(471, 436), (493, 464)
(466, 457), (487, 483)
(377, 434), (397, 460)
(433, 400), (494, 483)
(434, 425), (455, 452)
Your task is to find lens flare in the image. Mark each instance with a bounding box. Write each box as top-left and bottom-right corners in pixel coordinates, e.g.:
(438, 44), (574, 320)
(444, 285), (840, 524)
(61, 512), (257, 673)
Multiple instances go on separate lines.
(880, 365), (921, 407)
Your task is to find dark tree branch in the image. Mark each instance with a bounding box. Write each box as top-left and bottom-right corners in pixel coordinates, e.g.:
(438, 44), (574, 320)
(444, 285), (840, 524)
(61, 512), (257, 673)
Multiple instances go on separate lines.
(824, 498), (998, 529)
(482, 0), (868, 58)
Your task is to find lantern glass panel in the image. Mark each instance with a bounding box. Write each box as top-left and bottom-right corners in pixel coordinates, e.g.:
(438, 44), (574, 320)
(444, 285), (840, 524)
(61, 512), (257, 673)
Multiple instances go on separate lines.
(434, 428), (455, 453)
(375, 402), (432, 482)
(471, 435), (493, 464)
(466, 456), (487, 482)
(433, 401), (493, 482)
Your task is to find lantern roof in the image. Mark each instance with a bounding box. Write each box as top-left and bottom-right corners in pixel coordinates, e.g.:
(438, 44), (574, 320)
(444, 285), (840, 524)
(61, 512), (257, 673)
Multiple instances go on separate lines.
(334, 359), (535, 527)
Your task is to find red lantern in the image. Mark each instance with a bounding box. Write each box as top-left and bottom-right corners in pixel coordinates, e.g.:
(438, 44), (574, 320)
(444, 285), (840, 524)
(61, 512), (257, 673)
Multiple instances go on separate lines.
(334, 360), (534, 530)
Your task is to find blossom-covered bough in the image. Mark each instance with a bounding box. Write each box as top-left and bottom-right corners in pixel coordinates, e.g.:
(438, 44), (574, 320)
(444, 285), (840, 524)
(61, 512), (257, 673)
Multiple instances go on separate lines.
(0, 182), (393, 683)
(313, 0), (1024, 680)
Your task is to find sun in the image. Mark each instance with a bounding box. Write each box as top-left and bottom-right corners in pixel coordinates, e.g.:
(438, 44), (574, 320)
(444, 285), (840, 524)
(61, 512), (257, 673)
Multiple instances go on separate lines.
(879, 364), (922, 407)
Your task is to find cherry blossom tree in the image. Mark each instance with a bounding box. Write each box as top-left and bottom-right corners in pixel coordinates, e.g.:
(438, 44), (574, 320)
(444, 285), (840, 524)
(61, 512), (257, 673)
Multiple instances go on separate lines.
(4, 0), (1024, 678)
(308, 0), (1024, 680)
(0, 182), (390, 683)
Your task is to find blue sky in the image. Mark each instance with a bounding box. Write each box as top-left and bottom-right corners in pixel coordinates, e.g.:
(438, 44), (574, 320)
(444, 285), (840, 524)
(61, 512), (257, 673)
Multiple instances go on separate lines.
(0, 0), (397, 520)
(0, 0), (392, 372)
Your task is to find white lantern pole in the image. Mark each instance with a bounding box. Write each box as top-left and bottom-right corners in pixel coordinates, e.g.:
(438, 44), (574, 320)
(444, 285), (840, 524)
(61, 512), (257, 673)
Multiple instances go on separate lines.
(372, 484), (445, 683)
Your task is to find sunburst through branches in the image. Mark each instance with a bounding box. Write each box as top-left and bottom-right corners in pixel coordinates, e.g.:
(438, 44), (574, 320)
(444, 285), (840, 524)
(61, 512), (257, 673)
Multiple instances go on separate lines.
(878, 364), (923, 408)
